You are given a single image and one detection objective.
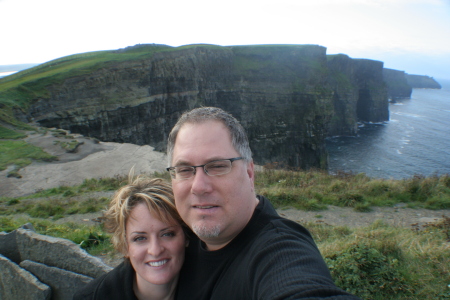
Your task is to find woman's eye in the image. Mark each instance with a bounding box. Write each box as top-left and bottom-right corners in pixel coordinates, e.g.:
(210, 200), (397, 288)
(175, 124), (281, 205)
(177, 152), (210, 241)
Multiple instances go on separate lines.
(162, 231), (175, 237)
(133, 236), (146, 242)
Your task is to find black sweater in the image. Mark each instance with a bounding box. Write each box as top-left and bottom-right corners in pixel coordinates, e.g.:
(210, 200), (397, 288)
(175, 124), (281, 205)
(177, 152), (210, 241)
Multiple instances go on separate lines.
(73, 260), (137, 300)
(175, 195), (361, 300)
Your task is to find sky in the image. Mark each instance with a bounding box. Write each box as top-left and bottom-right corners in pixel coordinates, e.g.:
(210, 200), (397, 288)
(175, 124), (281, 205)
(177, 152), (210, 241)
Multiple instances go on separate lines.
(1, 0), (450, 80)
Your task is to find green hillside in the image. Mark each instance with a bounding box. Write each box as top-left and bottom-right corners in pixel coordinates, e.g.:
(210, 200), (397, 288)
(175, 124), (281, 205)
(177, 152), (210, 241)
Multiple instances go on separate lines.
(0, 45), (173, 124)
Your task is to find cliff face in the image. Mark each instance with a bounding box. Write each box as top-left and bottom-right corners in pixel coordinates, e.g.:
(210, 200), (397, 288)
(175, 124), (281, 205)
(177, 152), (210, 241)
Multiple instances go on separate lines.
(405, 74), (442, 89)
(326, 54), (389, 136)
(382, 68), (412, 100)
(24, 45), (389, 169)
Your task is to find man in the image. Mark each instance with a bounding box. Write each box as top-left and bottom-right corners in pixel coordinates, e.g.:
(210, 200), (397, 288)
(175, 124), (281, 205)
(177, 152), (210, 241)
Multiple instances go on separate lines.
(167, 107), (361, 299)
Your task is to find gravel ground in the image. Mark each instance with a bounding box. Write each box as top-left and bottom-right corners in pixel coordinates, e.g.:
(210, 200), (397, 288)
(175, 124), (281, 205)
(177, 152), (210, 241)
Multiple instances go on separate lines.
(278, 205), (449, 228)
(53, 204), (449, 229)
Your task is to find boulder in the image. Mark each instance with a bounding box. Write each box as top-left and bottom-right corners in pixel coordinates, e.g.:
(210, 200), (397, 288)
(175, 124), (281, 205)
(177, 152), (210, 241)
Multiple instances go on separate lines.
(16, 228), (112, 278)
(20, 260), (93, 300)
(0, 254), (51, 300)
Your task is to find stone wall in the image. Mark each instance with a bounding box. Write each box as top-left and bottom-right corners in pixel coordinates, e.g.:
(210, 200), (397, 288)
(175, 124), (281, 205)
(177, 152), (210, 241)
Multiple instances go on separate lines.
(0, 224), (113, 300)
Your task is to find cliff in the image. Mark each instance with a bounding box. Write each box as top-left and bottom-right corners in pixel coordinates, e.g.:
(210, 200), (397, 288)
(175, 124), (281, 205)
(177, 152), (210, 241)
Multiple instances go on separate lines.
(382, 68), (412, 100)
(405, 74), (442, 89)
(4, 44), (391, 170)
(326, 54), (389, 136)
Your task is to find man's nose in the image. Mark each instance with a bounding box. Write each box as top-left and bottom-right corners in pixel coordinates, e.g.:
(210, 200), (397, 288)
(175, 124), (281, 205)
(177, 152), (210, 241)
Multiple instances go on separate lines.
(191, 166), (213, 195)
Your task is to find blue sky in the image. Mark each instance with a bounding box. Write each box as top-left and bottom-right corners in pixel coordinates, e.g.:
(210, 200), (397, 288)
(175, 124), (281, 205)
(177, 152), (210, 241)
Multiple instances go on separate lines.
(1, 0), (449, 79)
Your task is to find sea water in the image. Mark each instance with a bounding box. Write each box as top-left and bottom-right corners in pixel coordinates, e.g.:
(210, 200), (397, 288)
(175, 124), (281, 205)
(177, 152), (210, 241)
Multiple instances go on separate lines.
(326, 79), (450, 179)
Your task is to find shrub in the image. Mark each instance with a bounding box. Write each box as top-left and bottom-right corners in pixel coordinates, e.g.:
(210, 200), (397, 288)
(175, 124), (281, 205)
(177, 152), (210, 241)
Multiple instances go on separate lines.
(336, 193), (364, 207)
(75, 231), (108, 250)
(325, 244), (413, 299)
(7, 198), (19, 205)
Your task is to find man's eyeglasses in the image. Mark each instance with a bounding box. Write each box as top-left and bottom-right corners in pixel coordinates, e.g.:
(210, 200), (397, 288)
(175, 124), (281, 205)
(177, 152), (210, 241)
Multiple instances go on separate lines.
(166, 157), (244, 180)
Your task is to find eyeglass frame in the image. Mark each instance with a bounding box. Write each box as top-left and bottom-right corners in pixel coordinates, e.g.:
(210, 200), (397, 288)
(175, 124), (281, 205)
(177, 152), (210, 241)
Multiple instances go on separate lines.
(166, 157), (244, 180)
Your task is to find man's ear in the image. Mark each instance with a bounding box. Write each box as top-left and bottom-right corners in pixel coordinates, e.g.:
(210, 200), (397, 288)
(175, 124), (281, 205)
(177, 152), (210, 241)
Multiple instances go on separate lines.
(246, 160), (255, 190)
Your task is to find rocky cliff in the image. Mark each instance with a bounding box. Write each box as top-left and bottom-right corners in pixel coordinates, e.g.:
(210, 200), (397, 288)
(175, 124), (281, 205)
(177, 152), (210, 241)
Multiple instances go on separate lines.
(17, 44), (390, 169)
(326, 54), (388, 136)
(405, 74), (442, 89)
(382, 68), (412, 100)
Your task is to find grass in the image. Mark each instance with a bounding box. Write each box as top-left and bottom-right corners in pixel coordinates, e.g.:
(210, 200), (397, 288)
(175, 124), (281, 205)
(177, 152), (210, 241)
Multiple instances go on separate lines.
(1, 208), (449, 299)
(255, 169), (450, 210)
(0, 216), (113, 255)
(0, 140), (57, 172)
(311, 219), (450, 299)
(0, 126), (27, 139)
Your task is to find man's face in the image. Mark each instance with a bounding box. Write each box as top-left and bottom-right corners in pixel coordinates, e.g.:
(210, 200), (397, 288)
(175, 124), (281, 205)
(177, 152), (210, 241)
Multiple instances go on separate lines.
(171, 120), (257, 250)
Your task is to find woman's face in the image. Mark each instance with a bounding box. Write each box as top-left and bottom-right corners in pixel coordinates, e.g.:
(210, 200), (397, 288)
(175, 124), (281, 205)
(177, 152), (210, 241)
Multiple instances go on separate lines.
(126, 202), (186, 287)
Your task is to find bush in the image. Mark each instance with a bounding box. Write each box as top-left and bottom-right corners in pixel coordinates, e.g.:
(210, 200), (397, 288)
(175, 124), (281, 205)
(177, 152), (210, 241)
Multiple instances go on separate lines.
(325, 244), (413, 299)
(75, 231), (108, 250)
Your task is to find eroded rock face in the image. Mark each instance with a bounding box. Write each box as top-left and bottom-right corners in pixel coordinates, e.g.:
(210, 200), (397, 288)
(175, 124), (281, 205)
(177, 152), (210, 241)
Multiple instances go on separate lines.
(0, 254), (51, 300)
(0, 225), (113, 299)
(382, 68), (412, 100)
(25, 45), (390, 169)
(326, 54), (389, 137)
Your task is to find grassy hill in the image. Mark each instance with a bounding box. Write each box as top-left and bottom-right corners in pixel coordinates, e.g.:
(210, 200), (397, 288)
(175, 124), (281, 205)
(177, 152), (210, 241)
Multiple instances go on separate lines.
(1, 170), (449, 299)
(0, 45), (174, 125)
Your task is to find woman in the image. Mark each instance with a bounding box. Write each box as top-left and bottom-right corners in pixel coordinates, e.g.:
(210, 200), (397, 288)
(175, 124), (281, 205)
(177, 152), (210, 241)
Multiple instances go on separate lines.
(74, 177), (188, 300)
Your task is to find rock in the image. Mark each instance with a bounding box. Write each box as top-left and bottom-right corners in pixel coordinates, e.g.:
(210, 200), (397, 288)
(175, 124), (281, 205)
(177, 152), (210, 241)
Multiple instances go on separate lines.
(418, 217), (443, 226)
(327, 54), (389, 137)
(0, 254), (51, 300)
(20, 260), (93, 300)
(16, 228), (112, 278)
(0, 230), (20, 264)
(383, 68), (412, 100)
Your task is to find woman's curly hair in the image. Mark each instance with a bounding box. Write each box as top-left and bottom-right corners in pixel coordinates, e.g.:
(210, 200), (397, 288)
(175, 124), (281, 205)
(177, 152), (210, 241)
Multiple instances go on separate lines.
(104, 176), (187, 255)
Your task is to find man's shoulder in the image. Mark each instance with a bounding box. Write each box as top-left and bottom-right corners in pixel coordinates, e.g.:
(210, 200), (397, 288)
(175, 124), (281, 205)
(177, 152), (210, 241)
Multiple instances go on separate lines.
(254, 195), (314, 238)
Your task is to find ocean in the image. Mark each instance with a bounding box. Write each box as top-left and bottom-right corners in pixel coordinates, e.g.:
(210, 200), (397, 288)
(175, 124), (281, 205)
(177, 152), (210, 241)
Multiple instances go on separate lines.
(326, 78), (450, 179)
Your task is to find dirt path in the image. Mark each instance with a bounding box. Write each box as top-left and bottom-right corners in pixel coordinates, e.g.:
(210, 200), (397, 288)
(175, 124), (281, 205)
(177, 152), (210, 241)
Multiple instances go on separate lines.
(54, 204), (449, 229)
(278, 205), (449, 228)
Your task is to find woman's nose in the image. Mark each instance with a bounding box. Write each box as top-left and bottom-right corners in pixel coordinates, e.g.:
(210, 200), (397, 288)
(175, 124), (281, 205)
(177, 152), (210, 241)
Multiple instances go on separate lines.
(148, 239), (164, 256)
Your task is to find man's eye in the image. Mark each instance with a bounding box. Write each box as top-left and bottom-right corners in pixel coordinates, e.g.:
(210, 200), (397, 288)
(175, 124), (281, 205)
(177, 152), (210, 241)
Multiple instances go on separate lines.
(208, 162), (227, 169)
(177, 167), (192, 173)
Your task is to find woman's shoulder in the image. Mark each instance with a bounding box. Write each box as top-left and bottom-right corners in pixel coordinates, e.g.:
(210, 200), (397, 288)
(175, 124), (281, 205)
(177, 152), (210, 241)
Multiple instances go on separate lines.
(73, 260), (136, 300)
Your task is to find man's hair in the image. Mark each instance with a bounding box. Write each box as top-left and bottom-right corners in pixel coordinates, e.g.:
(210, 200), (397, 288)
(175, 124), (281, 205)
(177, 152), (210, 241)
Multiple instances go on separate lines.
(167, 107), (252, 166)
(104, 177), (187, 255)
